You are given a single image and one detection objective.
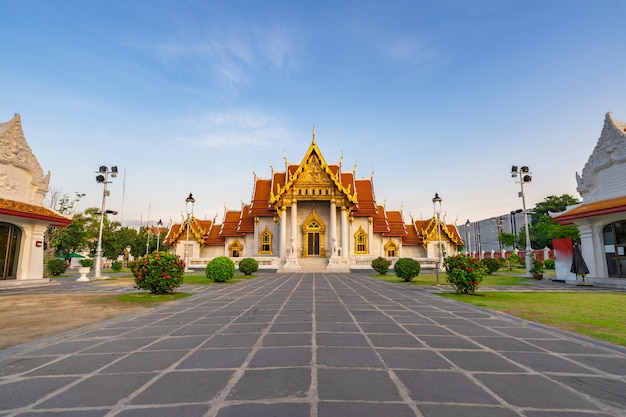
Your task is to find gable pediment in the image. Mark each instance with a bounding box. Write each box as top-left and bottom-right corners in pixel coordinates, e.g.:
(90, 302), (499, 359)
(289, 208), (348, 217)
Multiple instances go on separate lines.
(270, 137), (357, 206)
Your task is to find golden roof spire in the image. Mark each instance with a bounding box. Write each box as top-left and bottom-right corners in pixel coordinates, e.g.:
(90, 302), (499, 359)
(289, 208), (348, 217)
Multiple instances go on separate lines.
(312, 125), (316, 144)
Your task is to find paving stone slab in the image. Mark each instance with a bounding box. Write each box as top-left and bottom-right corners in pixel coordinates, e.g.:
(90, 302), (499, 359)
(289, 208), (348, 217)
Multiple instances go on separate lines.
(248, 347), (311, 368)
(36, 373), (154, 408)
(439, 350), (528, 372)
(130, 370), (233, 405)
(417, 404), (521, 417)
(215, 403), (310, 417)
(396, 370), (499, 404)
(377, 348), (453, 370)
(475, 374), (602, 410)
(177, 348), (252, 369)
(226, 368), (310, 400)
(317, 368), (403, 401)
(25, 353), (122, 376)
(318, 401), (415, 417)
(317, 347), (383, 368)
(115, 404), (210, 417)
(0, 376), (78, 410)
(500, 351), (598, 374)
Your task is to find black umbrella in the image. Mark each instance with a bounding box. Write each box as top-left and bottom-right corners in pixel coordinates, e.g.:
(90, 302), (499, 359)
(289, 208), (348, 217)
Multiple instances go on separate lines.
(570, 243), (590, 283)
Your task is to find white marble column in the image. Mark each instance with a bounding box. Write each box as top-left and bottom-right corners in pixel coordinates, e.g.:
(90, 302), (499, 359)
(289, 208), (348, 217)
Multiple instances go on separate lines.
(329, 199), (337, 256)
(280, 206), (287, 260)
(341, 206), (349, 258)
(290, 201), (298, 256)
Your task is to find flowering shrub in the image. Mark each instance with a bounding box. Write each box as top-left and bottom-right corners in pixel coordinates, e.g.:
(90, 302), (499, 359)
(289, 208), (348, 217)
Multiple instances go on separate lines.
(132, 251), (185, 294)
(238, 257), (259, 275)
(205, 256), (235, 282)
(444, 255), (487, 294)
(371, 256), (391, 275)
(543, 258), (555, 269)
(394, 258), (421, 282)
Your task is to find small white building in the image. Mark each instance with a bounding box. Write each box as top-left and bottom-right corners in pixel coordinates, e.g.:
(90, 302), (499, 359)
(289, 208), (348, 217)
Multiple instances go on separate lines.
(164, 135), (463, 272)
(0, 114), (71, 288)
(554, 113), (626, 287)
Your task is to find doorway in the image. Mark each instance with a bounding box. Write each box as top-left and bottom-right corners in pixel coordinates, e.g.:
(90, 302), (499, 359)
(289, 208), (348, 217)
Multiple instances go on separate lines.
(308, 232), (320, 256)
(1, 223), (22, 280)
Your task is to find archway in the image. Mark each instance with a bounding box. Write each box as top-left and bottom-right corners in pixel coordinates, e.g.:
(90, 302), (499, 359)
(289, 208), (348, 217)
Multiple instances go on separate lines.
(301, 210), (326, 258)
(0, 222), (22, 280)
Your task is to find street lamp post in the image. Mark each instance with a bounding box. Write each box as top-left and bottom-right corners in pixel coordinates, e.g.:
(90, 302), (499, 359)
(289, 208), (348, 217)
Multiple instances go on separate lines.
(432, 193), (443, 285)
(511, 165), (533, 277)
(465, 219), (471, 256)
(94, 166), (118, 279)
(156, 219), (163, 252)
(184, 193), (195, 272)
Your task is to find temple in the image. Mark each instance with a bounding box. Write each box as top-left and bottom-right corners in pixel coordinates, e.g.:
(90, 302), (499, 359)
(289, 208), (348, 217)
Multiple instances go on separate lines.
(1, 114), (72, 287)
(164, 133), (463, 272)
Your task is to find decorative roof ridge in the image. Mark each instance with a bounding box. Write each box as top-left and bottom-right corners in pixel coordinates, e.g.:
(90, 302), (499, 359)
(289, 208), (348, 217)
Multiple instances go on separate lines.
(269, 134), (357, 205)
(576, 112), (626, 201)
(0, 113), (51, 203)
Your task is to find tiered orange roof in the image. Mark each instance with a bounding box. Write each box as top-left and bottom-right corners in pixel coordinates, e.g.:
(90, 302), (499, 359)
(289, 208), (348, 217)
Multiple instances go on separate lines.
(237, 205), (255, 234)
(372, 205), (389, 234)
(0, 198), (71, 227)
(353, 179), (377, 217)
(163, 217), (212, 245)
(384, 210), (408, 237)
(553, 196), (626, 225)
(220, 210), (245, 237)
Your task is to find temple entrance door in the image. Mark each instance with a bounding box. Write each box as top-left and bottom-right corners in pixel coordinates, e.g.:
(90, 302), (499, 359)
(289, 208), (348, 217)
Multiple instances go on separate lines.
(308, 232), (320, 256)
(301, 210), (326, 258)
(0, 223), (21, 280)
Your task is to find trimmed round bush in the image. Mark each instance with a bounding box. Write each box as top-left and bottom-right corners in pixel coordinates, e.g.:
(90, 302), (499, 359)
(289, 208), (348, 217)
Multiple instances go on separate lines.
(507, 253), (522, 269)
(206, 256), (235, 282)
(238, 257), (259, 275)
(394, 258), (421, 282)
(543, 258), (555, 269)
(47, 259), (68, 276)
(481, 257), (500, 275)
(111, 261), (123, 272)
(132, 252), (185, 294)
(371, 256), (391, 275)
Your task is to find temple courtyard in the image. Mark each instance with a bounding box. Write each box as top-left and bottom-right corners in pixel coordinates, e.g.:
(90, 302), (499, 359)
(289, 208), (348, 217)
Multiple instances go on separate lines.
(1, 273), (625, 417)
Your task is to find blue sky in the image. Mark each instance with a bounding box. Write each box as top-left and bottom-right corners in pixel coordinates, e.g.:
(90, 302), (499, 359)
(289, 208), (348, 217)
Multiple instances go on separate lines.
(2, 0), (626, 228)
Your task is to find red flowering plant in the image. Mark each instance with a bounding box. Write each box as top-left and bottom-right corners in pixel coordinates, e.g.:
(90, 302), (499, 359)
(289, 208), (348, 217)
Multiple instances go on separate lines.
(132, 251), (185, 294)
(443, 254), (487, 294)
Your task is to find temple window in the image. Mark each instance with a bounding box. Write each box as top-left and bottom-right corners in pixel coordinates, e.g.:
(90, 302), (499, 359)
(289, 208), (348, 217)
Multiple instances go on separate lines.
(354, 227), (368, 254)
(259, 228), (273, 254)
(384, 239), (399, 258)
(229, 240), (243, 258)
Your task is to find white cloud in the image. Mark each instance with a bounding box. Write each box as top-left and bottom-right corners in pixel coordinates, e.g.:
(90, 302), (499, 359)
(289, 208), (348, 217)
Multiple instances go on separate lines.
(174, 109), (292, 150)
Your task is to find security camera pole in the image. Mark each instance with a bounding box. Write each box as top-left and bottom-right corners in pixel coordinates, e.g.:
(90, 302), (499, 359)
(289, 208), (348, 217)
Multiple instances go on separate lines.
(511, 165), (533, 278)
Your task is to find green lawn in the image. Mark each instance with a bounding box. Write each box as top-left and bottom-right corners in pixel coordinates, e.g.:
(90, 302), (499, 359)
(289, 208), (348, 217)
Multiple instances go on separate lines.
(372, 269), (533, 287)
(439, 292), (626, 347)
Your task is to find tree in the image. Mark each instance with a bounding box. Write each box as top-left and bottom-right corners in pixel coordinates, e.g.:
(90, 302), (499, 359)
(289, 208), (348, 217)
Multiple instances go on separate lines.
(44, 190), (85, 260)
(528, 194), (581, 249)
(51, 213), (88, 260)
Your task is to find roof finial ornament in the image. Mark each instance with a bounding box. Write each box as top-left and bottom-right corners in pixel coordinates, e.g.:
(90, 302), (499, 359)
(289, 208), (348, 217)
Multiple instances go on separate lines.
(352, 160), (357, 173)
(252, 165), (256, 180)
(312, 125), (316, 144)
(370, 167), (375, 179)
(338, 150), (343, 167)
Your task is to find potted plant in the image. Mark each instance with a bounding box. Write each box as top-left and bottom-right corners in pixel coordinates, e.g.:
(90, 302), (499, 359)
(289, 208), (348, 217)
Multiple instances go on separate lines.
(530, 258), (544, 280)
(77, 258), (93, 282)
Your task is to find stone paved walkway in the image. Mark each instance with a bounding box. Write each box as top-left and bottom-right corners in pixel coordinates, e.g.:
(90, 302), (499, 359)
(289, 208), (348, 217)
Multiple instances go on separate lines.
(1, 273), (625, 417)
